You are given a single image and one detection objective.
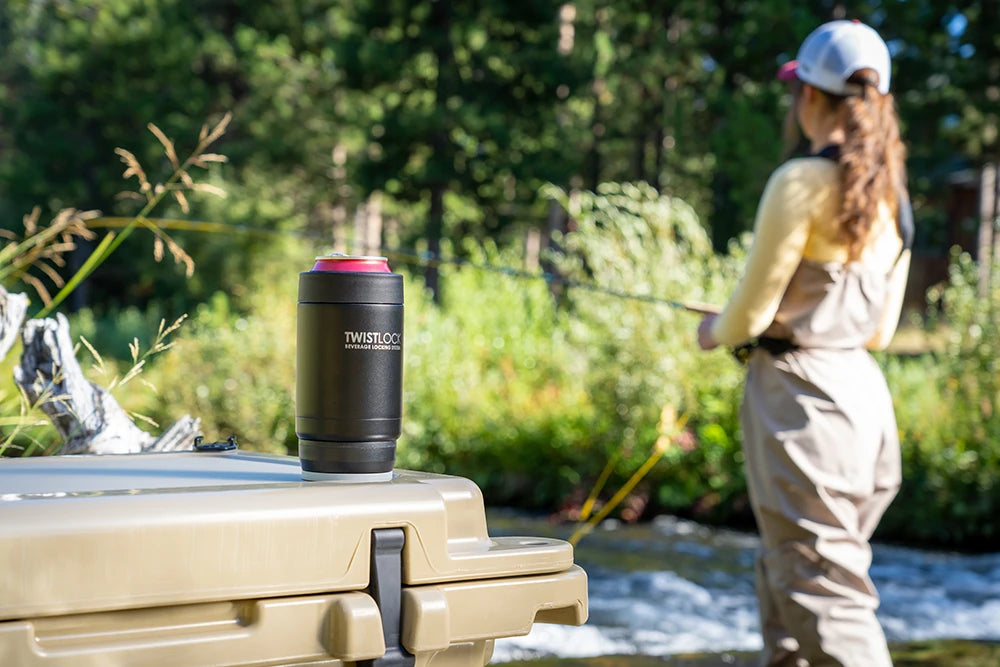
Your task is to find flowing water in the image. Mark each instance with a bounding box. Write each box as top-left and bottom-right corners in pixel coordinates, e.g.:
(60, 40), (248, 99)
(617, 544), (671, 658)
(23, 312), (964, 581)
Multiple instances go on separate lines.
(486, 511), (1000, 662)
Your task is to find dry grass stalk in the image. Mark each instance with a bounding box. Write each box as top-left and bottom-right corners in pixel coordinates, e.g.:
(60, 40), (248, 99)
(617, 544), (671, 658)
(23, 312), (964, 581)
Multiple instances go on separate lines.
(110, 112), (231, 277)
(80, 314), (187, 395)
(0, 207), (99, 306)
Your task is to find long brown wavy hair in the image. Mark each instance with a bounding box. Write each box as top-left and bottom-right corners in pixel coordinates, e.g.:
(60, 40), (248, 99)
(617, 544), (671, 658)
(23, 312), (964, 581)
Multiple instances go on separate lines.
(827, 69), (907, 260)
(783, 69), (907, 260)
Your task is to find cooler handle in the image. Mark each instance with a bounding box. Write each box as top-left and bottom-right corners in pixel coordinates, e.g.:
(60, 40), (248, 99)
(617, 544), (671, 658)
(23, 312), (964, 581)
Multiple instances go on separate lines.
(0, 592), (387, 666)
(400, 565), (589, 653)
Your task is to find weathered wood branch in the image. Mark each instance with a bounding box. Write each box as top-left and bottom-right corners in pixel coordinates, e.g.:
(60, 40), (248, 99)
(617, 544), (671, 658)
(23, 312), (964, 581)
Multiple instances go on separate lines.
(13, 313), (200, 455)
(146, 414), (202, 452)
(0, 287), (29, 362)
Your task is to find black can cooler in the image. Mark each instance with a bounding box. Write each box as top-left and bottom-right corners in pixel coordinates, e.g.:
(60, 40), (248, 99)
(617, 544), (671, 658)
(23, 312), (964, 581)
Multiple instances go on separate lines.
(296, 256), (403, 481)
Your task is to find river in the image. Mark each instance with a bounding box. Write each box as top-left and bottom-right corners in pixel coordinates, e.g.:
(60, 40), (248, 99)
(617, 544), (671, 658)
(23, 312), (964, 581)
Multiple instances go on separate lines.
(485, 510), (1000, 662)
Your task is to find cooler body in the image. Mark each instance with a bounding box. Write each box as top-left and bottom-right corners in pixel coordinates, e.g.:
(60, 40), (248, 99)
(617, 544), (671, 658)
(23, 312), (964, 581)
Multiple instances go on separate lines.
(0, 451), (587, 666)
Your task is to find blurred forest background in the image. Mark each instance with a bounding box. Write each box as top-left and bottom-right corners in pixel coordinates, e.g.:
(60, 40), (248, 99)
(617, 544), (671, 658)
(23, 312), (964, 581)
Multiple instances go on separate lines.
(1, 1), (998, 549)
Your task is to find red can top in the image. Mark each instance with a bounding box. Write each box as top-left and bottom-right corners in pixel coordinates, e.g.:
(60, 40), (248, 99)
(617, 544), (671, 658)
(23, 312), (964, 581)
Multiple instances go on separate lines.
(311, 255), (391, 273)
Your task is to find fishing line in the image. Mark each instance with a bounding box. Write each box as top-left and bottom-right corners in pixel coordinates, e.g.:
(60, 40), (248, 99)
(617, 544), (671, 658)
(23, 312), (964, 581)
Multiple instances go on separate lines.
(87, 216), (719, 315)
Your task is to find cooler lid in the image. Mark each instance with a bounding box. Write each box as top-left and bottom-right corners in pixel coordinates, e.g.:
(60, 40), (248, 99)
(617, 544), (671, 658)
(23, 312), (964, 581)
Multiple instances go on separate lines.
(0, 451), (574, 621)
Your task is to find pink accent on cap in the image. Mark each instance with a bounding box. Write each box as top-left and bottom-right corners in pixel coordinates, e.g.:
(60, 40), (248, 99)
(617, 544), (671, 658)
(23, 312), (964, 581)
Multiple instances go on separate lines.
(312, 256), (391, 273)
(777, 60), (799, 82)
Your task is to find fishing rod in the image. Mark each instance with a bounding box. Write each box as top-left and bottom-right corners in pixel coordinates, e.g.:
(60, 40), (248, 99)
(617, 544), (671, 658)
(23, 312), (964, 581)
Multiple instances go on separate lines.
(668, 300), (719, 316)
(84, 216), (723, 315)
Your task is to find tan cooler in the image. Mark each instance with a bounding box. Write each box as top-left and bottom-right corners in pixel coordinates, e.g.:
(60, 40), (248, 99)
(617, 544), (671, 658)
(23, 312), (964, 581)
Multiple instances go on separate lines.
(0, 449), (587, 666)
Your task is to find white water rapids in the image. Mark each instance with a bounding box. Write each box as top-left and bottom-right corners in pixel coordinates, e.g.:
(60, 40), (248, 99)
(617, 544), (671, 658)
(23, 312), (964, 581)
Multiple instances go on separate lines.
(487, 512), (1000, 661)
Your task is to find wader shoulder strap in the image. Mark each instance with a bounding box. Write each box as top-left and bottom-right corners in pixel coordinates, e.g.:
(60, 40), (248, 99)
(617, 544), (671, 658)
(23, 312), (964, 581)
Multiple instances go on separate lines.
(895, 189), (915, 259)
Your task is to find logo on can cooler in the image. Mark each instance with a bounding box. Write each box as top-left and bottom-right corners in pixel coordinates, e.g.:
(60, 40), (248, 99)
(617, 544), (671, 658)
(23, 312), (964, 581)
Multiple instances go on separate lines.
(344, 330), (403, 351)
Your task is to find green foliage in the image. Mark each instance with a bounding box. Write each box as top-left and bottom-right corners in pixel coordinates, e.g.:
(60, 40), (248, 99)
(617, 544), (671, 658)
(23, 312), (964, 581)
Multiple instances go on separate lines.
(127, 241), (307, 454)
(132, 289), (297, 454)
(885, 1), (998, 163)
(543, 182), (748, 521)
(0, 0), (345, 307)
(334, 0), (586, 210)
(397, 239), (598, 506)
(880, 249), (1000, 548)
(2, 1), (994, 311)
(71, 305), (172, 360)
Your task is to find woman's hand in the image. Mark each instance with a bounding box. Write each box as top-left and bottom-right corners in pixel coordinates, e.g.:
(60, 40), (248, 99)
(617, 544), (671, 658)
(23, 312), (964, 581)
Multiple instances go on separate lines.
(697, 314), (719, 351)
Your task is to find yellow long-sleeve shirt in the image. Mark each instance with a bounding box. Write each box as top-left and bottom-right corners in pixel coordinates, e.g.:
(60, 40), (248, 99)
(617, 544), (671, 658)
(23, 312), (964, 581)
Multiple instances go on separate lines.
(710, 157), (910, 350)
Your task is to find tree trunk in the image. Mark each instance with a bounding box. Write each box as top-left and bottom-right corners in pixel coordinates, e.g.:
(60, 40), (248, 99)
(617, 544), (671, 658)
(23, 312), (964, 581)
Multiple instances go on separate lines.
(634, 87), (649, 183)
(426, 184), (444, 302)
(542, 199), (569, 301)
(979, 163), (998, 296)
(352, 192), (383, 256)
(589, 97), (603, 191)
(653, 123), (665, 191)
(525, 227), (542, 272)
(426, 0), (454, 304)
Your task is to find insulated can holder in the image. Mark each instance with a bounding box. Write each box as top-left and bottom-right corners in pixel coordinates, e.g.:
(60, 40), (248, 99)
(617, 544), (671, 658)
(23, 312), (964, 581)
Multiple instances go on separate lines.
(296, 256), (403, 481)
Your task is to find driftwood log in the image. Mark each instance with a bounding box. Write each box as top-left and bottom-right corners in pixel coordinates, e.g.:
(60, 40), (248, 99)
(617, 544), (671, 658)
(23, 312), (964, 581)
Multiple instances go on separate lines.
(7, 303), (200, 455)
(0, 287), (29, 361)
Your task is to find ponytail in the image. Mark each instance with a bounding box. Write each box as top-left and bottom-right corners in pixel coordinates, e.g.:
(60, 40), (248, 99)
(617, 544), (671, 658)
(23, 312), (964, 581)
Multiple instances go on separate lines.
(836, 70), (907, 260)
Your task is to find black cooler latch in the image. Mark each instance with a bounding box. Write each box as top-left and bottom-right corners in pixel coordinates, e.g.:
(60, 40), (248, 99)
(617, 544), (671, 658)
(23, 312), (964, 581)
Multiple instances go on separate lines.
(359, 528), (415, 667)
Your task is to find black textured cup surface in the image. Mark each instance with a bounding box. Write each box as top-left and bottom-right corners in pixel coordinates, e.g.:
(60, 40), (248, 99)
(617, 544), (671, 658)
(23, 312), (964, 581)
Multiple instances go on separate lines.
(296, 258), (403, 480)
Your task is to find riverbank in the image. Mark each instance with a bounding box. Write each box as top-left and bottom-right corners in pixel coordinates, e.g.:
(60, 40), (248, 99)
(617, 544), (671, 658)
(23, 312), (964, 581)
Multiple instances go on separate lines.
(501, 640), (1000, 666)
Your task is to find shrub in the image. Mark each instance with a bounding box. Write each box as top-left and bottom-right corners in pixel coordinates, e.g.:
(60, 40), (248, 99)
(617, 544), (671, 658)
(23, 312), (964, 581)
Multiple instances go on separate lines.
(880, 249), (1000, 547)
(396, 239), (600, 507)
(128, 240), (306, 454)
(541, 182), (749, 522)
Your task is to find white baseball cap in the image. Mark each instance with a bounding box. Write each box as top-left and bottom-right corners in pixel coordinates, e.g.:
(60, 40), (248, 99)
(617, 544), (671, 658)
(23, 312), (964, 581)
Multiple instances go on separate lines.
(778, 20), (891, 96)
